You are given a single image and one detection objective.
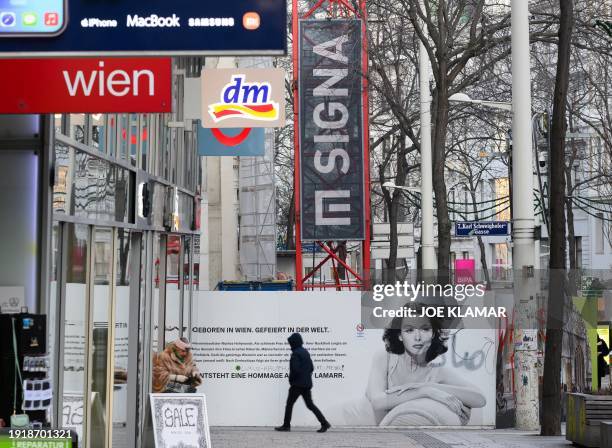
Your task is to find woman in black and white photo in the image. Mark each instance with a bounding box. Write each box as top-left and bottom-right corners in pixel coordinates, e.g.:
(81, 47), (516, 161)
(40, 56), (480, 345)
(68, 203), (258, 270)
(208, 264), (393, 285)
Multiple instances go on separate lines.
(365, 302), (486, 426)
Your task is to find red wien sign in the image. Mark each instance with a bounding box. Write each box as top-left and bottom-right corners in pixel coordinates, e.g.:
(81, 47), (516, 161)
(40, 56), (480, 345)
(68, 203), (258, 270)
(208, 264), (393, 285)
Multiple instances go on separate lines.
(0, 58), (172, 113)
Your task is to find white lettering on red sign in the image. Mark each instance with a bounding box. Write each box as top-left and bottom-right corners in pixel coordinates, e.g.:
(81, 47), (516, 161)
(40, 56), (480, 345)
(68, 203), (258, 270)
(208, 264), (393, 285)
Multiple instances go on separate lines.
(62, 61), (155, 97)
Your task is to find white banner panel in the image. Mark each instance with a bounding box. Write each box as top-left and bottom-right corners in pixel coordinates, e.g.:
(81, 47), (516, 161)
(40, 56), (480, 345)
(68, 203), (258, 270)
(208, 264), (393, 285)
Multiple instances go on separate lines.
(191, 292), (496, 427)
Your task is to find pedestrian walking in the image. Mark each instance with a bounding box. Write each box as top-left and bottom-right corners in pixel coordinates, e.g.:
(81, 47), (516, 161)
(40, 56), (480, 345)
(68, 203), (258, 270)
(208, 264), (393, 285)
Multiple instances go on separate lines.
(598, 336), (610, 390)
(275, 333), (331, 433)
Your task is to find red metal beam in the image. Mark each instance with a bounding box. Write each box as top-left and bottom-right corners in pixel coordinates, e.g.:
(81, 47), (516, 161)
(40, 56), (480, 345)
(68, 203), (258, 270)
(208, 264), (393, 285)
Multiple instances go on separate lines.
(360, 0), (371, 289)
(292, 0), (304, 290)
(336, 0), (357, 15)
(303, 0), (326, 19)
(317, 242), (363, 281)
(330, 246), (341, 291)
(301, 246), (341, 283)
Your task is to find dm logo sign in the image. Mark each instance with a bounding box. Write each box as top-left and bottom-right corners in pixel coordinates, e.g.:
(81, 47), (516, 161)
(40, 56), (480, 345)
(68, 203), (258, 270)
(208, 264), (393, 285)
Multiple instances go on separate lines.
(202, 68), (286, 128)
(209, 75), (279, 123)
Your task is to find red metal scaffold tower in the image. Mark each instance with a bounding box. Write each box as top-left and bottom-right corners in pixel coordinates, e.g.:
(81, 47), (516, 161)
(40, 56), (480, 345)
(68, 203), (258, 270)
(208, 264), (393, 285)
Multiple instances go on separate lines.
(292, 0), (371, 291)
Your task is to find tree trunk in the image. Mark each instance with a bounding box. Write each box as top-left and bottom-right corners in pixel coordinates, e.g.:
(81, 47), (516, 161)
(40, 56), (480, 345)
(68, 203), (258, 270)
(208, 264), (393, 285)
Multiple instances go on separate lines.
(286, 191), (295, 250)
(566, 112), (579, 297)
(431, 80), (451, 284)
(387, 196), (400, 283)
(566, 169), (576, 271)
(380, 137), (409, 284)
(566, 156), (579, 297)
(470, 190), (491, 287)
(541, 0), (573, 436)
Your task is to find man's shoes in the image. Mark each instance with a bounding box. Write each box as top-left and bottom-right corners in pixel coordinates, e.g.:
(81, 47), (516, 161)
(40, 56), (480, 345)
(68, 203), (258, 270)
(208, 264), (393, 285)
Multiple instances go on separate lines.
(274, 426), (290, 432)
(317, 422), (331, 433)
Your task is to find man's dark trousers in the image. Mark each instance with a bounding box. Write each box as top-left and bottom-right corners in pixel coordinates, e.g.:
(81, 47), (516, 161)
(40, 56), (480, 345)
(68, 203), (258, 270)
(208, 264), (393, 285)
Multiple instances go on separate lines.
(283, 385), (327, 426)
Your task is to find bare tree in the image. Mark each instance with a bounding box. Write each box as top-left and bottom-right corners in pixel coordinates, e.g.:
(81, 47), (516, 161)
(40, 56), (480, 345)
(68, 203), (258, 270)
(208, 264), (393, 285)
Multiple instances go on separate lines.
(541, 0), (574, 436)
(446, 112), (511, 287)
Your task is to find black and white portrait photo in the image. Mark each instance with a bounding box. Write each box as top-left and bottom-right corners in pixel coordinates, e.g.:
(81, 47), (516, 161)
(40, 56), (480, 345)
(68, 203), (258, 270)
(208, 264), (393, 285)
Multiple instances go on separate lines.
(341, 302), (488, 426)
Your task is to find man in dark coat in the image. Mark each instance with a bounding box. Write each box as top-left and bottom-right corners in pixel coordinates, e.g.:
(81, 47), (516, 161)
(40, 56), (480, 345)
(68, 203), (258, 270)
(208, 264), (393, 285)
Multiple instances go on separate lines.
(275, 333), (331, 432)
(598, 336), (610, 389)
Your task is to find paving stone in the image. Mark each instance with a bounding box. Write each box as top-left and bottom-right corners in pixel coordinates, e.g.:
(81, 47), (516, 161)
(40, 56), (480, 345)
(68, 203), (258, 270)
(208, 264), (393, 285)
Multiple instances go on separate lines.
(208, 427), (571, 448)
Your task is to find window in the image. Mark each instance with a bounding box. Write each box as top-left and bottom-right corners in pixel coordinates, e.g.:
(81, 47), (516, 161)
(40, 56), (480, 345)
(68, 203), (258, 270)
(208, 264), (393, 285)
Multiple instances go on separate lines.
(112, 228), (132, 445)
(492, 243), (510, 281)
(575, 236), (583, 269)
(129, 114), (138, 167)
(118, 114), (129, 161)
(595, 214), (604, 254)
(69, 114), (86, 143)
(106, 115), (117, 158)
(164, 235), (181, 344)
(477, 182), (485, 220)
(62, 223), (88, 443)
(91, 114), (105, 152)
(140, 115), (149, 171)
(54, 114), (65, 135)
(90, 228), (113, 448)
(53, 144), (71, 214)
(495, 178), (511, 221)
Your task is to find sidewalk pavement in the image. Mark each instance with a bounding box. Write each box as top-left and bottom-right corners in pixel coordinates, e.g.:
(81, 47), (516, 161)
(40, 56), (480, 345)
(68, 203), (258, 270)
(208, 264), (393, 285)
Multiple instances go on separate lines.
(210, 427), (571, 448)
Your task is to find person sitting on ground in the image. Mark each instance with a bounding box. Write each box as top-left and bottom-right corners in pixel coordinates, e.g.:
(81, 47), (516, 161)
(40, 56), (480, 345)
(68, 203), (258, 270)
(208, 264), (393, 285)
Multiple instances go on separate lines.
(152, 337), (202, 393)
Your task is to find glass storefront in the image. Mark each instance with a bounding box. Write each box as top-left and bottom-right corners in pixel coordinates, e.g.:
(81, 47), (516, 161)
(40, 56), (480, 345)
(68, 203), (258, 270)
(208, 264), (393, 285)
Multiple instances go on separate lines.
(112, 228), (132, 446)
(48, 60), (199, 447)
(61, 223), (88, 443)
(164, 235), (181, 345)
(52, 226), (196, 447)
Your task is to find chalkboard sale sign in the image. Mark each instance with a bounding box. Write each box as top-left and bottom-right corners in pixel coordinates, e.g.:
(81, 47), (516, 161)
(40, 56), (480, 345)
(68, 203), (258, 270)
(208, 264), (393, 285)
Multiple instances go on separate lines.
(150, 394), (211, 448)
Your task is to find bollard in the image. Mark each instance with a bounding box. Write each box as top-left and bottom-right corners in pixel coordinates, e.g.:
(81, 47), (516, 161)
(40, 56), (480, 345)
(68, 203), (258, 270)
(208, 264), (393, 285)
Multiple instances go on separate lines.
(601, 421), (612, 448)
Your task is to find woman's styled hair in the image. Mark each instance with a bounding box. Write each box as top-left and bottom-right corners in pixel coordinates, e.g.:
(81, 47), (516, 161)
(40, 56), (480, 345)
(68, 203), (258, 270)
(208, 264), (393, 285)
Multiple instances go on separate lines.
(382, 302), (448, 362)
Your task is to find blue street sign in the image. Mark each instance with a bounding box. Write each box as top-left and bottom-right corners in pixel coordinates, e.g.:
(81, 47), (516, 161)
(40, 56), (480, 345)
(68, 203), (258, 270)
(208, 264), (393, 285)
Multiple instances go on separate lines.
(455, 221), (510, 236)
(197, 124), (265, 157)
(0, 0), (286, 56)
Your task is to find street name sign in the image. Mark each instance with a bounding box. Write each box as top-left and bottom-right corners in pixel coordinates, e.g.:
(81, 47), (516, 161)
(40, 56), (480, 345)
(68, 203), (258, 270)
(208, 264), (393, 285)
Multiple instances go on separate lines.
(455, 221), (510, 236)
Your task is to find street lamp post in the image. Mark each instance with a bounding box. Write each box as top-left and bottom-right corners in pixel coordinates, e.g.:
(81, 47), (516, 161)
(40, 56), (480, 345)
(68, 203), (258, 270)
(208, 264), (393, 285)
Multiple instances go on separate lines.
(449, 93), (513, 112)
(418, 22), (436, 273)
(450, 81), (540, 432)
(511, 0), (539, 431)
(382, 182), (420, 193)
(460, 3), (540, 429)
